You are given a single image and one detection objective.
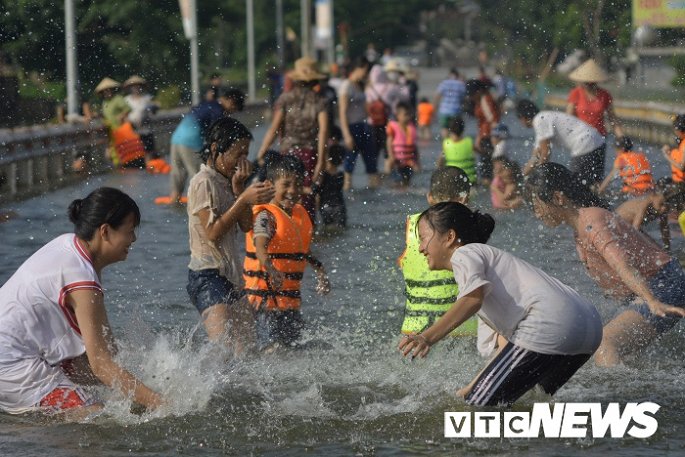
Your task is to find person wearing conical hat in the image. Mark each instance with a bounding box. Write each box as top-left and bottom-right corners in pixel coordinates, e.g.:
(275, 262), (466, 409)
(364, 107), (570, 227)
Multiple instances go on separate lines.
(566, 59), (624, 139)
(123, 75), (159, 157)
(256, 56), (329, 220)
(95, 77), (129, 130)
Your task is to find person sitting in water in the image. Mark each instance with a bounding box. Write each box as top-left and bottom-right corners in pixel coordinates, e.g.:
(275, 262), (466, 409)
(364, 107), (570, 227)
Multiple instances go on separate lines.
(615, 178), (685, 252)
(399, 202), (602, 407)
(526, 163), (685, 367)
(243, 155), (330, 350)
(0, 188), (163, 416)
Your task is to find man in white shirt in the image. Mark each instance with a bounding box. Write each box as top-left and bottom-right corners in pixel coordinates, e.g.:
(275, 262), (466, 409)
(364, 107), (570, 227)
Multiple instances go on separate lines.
(517, 99), (606, 185)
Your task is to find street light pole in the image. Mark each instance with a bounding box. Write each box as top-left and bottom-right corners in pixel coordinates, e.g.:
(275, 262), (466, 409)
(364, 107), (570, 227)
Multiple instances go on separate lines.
(276, 0), (285, 69)
(190, 0), (200, 104)
(301, 0), (311, 57)
(64, 0), (78, 117)
(247, 0), (256, 101)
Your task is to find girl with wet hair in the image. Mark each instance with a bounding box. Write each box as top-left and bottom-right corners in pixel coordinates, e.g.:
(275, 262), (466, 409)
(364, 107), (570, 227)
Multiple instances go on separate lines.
(526, 162), (685, 367)
(0, 187), (163, 417)
(187, 117), (274, 348)
(399, 201), (602, 407)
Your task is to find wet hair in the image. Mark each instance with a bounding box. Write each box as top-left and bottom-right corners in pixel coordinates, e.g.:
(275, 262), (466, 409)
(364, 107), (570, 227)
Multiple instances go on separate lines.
(68, 187), (140, 240)
(220, 87), (246, 111)
(524, 162), (611, 209)
(615, 136), (633, 151)
(395, 101), (412, 115)
(430, 166), (471, 202)
(447, 117), (465, 136)
(516, 99), (539, 120)
(674, 114), (685, 132)
(418, 202), (495, 245)
(266, 154), (305, 184)
(203, 117), (253, 164)
(327, 144), (345, 167)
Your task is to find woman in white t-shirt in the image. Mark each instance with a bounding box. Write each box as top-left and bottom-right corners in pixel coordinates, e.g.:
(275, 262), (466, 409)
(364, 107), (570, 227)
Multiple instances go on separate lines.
(0, 188), (163, 416)
(399, 202), (602, 407)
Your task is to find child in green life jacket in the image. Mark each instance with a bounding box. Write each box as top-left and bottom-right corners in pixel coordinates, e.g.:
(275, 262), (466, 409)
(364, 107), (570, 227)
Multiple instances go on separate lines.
(398, 166), (482, 339)
(437, 117), (477, 185)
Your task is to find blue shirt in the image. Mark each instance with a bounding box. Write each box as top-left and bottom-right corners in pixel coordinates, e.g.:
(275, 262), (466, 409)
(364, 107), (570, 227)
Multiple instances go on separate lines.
(171, 100), (225, 150)
(436, 78), (466, 116)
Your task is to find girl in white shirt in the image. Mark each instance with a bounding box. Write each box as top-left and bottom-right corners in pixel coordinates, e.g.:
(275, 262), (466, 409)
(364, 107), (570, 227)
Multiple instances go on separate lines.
(399, 202), (602, 407)
(0, 188), (162, 416)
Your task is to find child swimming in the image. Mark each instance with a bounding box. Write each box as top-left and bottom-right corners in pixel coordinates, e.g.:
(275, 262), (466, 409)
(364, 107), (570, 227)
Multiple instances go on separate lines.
(243, 155), (330, 350)
(526, 163), (685, 366)
(490, 157), (523, 210)
(399, 202), (602, 407)
(186, 117), (274, 347)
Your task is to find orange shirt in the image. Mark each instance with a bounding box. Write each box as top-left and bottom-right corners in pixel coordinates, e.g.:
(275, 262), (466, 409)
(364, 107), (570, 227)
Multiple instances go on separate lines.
(670, 140), (685, 183)
(417, 102), (434, 127)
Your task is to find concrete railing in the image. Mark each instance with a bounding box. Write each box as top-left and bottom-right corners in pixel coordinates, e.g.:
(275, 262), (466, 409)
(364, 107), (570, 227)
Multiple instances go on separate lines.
(544, 94), (682, 145)
(0, 103), (267, 205)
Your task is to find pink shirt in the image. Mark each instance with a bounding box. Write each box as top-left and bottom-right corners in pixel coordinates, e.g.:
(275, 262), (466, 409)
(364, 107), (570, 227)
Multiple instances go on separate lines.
(573, 207), (671, 298)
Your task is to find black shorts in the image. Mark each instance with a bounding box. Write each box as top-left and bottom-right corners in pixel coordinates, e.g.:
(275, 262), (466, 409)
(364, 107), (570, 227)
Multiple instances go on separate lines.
(465, 342), (592, 407)
(570, 144), (606, 185)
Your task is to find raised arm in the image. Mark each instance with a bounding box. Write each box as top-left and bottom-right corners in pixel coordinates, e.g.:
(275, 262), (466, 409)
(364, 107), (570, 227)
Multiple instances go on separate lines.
(597, 165), (619, 195)
(70, 289), (162, 409)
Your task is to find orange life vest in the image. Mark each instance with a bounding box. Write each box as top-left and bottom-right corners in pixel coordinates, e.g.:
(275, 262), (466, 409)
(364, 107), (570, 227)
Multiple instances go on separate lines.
(243, 203), (313, 311)
(146, 158), (171, 174)
(111, 122), (146, 166)
(670, 141), (685, 183)
(615, 151), (654, 194)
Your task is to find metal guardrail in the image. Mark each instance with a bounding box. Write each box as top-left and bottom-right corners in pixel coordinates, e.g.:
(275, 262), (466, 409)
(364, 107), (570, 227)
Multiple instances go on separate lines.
(544, 94), (682, 145)
(0, 103), (267, 204)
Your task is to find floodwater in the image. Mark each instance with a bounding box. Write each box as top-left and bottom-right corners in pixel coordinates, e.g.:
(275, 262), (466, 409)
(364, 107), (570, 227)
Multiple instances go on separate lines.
(0, 115), (683, 456)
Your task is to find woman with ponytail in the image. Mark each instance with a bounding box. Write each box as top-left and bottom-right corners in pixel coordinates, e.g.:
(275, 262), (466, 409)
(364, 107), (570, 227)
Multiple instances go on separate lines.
(526, 162), (685, 366)
(0, 188), (163, 417)
(399, 202), (602, 407)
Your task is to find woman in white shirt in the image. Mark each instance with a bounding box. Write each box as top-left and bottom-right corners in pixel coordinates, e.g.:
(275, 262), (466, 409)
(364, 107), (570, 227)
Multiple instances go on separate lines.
(0, 188), (163, 416)
(399, 202), (602, 407)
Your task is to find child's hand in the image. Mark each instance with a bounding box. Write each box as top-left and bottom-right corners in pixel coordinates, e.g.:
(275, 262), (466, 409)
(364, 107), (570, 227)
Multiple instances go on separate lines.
(266, 264), (285, 290)
(231, 158), (253, 194)
(241, 181), (275, 205)
(315, 271), (330, 295)
(398, 333), (431, 359)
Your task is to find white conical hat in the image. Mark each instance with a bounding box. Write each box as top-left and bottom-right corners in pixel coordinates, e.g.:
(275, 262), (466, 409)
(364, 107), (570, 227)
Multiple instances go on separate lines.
(94, 77), (121, 93)
(568, 59), (609, 83)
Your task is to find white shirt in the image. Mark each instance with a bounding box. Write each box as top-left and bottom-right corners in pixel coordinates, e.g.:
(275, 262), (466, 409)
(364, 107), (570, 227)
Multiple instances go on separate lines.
(0, 234), (102, 412)
(451, 244), (602, 355)
(533, 111), (604, 157)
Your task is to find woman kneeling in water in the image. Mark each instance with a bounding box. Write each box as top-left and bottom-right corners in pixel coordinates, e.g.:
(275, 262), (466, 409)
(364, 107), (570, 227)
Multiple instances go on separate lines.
(526, 163), (685, 367)
(399, 202), (602, 407)
(0, 188), (163, 417)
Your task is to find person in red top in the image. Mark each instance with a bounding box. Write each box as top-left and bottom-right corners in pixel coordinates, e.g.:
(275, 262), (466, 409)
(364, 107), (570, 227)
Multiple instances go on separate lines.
(467, 79), (500, 185)
(566, 59), (624, 138)
(598, 136), (654, 196)
(662, 114), (685, 183)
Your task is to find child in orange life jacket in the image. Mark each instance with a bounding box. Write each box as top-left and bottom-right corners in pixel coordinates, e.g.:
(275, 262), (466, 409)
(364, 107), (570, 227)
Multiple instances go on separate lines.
(616, 178), (685, 252)
(244, 155), (330, 350)
(598, 136), (654, 196)
(417, 97), (434, 141)
(186, 118), (274, 348)
(386, 102), (419, 188)
(662, 114), (685, 184)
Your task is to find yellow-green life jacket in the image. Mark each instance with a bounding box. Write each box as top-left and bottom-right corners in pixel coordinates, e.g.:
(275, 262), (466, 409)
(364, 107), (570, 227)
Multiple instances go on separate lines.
(398, 213), (477, 336)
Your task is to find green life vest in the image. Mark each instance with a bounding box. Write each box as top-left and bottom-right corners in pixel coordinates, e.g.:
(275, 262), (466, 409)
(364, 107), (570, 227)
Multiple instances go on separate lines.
(442, 137), (477, 184)
(398, 213), (477, 336)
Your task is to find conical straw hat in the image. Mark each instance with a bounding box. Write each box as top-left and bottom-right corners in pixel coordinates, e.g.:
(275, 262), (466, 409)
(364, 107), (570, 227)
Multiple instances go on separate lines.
(568, 59), (609, 83)
(95, 77), (121, 93)
(289, 57), (326, 82)
(123, 75), (147, 87)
